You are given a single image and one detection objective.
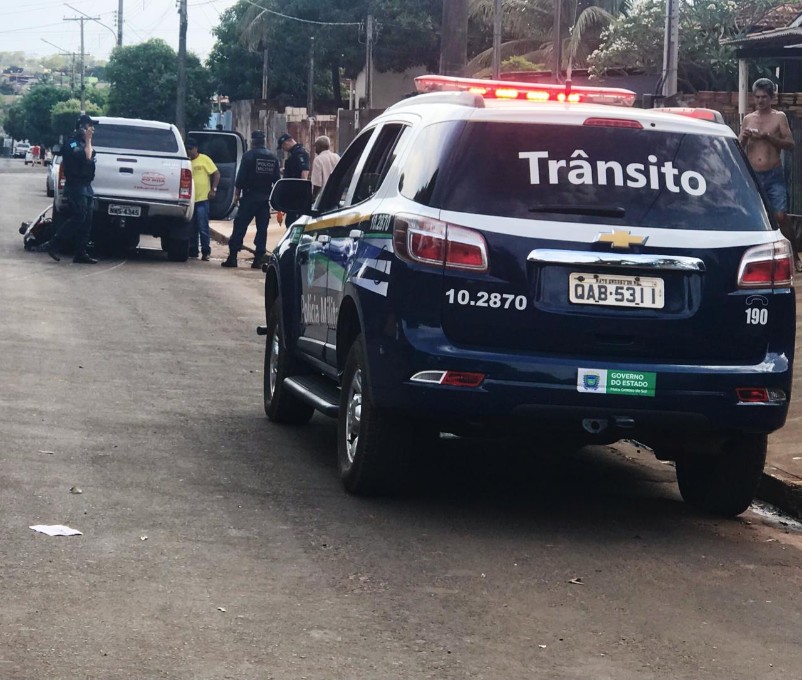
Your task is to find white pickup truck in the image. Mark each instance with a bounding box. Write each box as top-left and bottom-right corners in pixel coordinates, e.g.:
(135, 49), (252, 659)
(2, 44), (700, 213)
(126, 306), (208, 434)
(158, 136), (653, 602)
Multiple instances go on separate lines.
(53, 117), (243, 261)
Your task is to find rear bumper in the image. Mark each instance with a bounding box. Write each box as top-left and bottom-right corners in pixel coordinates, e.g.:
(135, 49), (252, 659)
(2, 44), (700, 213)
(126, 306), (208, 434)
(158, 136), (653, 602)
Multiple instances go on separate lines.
(55, 196), (192, 222)
(368, 330), (793, 440)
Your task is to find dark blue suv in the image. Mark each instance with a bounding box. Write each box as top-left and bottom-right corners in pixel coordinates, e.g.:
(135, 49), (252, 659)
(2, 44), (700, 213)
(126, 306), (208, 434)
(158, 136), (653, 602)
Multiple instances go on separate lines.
(264, 77), (795, 515)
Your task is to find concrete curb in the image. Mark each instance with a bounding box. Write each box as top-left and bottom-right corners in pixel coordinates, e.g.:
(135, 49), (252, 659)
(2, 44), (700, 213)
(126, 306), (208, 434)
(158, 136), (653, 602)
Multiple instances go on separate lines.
(758, 468), (802, 518)
(209, 222), (255, 255)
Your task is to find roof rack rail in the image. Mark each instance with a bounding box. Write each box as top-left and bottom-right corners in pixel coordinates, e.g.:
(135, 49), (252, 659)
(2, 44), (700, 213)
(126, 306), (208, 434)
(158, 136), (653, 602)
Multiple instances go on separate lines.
(385, 91), (485, 112)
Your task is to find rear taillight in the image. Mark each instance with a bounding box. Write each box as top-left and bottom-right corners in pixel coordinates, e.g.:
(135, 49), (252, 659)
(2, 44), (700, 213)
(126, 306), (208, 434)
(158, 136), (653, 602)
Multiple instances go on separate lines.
(737, 241), (793, 288)
(58, 164), (65, 190)
(393, 214), (488, 272)
(179, 168), (193, 200)
(410, 370), (486, 387)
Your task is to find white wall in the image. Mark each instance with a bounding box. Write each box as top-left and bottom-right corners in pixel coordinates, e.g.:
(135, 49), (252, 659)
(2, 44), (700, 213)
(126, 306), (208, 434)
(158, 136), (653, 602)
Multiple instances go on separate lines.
(355, 65), (429, 109)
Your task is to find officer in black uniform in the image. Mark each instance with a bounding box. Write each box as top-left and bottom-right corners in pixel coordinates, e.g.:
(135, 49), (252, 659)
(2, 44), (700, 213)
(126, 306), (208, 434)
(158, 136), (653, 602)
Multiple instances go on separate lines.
(222, 130), (281, 268)
(38, 114), (98, 264)
(277, 133), (310, 228)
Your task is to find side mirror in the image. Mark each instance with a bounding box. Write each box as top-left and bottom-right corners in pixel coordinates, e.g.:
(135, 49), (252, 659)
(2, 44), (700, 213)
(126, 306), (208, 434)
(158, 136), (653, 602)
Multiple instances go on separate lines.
(270, 179), (313, 215)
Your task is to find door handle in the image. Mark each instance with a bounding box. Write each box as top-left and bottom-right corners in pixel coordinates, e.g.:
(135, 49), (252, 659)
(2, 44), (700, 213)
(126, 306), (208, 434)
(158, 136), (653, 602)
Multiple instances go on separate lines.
(119, 167), (134, 174)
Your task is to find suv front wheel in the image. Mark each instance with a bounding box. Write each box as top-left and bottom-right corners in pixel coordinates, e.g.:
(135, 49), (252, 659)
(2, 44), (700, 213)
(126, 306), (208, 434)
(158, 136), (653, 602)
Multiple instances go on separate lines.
(675, 434), (767, 516)
(338, 336), (412, 495)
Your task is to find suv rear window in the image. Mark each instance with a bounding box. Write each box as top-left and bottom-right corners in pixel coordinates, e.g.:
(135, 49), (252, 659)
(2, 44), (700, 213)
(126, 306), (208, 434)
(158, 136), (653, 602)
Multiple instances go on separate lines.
(93, 124), (179, 153)
(415, 121), (770, 231)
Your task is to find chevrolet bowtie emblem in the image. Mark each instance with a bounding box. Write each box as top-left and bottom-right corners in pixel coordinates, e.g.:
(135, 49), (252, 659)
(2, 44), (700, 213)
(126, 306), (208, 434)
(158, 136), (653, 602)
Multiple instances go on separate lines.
(595, 229), (648, 250)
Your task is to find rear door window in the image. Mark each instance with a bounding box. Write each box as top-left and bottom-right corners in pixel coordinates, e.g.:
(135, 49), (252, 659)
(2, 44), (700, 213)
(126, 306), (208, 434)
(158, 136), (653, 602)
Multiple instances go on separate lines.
(424, 121), (770, 231)
(93, 124), (179, 153)
(351, 123), (409, 204)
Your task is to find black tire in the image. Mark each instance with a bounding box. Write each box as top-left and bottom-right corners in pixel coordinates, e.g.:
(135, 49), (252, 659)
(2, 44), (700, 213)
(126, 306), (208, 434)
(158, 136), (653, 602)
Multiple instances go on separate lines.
(263, 301), (314, 424)
(337, 335), (411, 495)
(166, 238), (190, 262)
(46, 185), (54, 198)
(675, 434), (767, 516)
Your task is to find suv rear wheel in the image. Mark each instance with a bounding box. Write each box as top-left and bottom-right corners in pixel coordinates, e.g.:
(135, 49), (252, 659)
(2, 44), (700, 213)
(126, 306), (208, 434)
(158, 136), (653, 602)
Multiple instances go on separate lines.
(264, 302), (314, 424)
(338, 336), (412, 495)
(675, 434), (767, 516)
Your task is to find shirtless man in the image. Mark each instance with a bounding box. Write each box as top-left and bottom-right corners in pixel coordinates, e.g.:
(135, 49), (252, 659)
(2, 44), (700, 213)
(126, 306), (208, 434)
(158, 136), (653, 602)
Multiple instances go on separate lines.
(739, 78), (798, 269)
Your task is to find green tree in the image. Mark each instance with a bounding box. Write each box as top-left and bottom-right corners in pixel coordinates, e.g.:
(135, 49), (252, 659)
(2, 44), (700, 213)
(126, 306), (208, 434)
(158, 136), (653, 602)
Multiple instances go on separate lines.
(105, 39), (212, 127)
(51, 99), (103, 142)
(19, 84), (72, 146)
(589, 0), (784, 91)
(465, 0), (629, 74)
(3, 103), (26, 141)
(207, 0), (440, 106)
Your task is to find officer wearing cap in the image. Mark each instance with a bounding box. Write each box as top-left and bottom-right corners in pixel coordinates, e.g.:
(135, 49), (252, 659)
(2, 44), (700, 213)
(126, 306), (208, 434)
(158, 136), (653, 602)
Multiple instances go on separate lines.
(222, 129), (281, 268)
(277, 133), (310, 228)
(37, 114), (99, 264)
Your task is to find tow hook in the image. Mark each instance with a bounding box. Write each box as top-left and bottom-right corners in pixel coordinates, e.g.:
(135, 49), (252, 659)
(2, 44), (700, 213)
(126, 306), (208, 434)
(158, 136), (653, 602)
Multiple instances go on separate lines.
(582, 418), (608, 434)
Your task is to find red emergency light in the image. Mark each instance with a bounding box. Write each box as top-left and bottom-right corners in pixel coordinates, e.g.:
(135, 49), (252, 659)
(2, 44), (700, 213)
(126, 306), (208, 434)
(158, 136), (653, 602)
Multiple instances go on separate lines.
(415, 75), (636, 107)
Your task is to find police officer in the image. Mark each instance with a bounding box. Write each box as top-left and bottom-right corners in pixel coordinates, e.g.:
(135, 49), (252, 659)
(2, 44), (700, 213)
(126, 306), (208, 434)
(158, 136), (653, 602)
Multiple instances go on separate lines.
(38, 114), (98, 263)
(277, 133), (310, 228)
(222, 130), (281, 268)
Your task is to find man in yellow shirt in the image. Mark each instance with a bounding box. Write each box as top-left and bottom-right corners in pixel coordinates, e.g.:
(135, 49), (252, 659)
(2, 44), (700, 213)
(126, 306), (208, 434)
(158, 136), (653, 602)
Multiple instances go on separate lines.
(186, 138), (220, 260)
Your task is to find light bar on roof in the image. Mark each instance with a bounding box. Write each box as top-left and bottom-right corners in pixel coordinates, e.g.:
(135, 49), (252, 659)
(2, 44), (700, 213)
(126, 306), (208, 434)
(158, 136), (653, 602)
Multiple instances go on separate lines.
(415, 75), (636, 107)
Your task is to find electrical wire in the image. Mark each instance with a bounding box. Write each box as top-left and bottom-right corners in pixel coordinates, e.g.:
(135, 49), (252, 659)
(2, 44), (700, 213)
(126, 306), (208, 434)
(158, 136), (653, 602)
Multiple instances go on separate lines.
(238, 0), (361, 27)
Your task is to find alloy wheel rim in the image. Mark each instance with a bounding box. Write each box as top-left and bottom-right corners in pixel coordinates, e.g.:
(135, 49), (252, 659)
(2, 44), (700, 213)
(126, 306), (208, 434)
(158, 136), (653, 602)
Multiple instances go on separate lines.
(345, 368), (363, 464)
(269, 330), (280, 398)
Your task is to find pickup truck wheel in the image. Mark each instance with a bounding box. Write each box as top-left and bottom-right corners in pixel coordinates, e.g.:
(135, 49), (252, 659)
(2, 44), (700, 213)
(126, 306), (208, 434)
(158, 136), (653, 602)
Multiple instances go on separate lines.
(337, 336), (410, 495)
(166, 238), (190, 262)
(675, 434), (767, 516)
(264, 302), (314, 424)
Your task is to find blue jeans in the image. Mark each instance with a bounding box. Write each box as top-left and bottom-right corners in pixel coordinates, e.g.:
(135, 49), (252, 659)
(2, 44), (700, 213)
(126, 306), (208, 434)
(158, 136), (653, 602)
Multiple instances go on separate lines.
(230, 194), (270, 255)
(755, 166), (788, 214)
(191, 200), (211, 256)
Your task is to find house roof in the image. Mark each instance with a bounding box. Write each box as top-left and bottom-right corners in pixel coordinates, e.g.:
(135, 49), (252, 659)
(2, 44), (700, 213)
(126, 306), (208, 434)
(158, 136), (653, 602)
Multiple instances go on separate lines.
(724, 3), (802, 56)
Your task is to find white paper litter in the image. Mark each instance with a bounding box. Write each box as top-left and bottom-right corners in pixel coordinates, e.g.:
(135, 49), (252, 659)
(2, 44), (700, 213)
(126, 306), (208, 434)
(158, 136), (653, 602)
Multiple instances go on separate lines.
(30, 525), (83, 537)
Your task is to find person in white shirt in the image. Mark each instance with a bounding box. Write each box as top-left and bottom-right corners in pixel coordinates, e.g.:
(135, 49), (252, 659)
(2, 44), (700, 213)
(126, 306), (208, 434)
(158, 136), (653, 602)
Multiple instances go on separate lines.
(310, 135), (340, 198)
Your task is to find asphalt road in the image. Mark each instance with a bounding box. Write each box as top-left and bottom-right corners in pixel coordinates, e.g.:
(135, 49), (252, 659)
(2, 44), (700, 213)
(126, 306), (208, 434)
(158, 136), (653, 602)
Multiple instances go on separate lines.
(2, 157), (802, 680)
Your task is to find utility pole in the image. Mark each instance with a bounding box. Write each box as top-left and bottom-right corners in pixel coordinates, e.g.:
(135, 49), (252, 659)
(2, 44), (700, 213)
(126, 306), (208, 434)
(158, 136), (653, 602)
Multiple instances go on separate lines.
(365, 15), (373, 109)
(439, 0), (468, 76)
(661, 0), (679, 100)
(41, 39), (77, 93)
(492, 0), (502, 79)
(551, 0), (562, 82)
(117, 0), (123, 47)
(261, 42), (269, 100)
(176, 0), (188, 137)
(307, 36), (315, 116)
(64, 14), (99, 113)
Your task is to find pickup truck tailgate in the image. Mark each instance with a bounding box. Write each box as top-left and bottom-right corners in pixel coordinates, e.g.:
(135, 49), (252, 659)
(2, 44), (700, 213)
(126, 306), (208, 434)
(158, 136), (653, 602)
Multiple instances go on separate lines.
(95, 151), (186, 203)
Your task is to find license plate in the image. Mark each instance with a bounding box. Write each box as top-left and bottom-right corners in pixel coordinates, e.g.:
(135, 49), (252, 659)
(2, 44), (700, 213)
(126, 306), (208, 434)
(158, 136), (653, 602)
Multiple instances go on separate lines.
(108, 204), (141, 217)
(569, 273), (664, 309)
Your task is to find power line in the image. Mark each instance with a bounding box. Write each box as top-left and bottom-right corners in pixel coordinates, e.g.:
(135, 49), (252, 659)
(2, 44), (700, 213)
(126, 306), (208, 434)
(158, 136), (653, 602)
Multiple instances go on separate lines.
(239, 0), (361, 27)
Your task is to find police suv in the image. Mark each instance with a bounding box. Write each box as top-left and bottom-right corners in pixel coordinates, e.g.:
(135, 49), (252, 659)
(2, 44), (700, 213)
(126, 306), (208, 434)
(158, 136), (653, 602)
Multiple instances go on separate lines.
(265, 75), (795, 515)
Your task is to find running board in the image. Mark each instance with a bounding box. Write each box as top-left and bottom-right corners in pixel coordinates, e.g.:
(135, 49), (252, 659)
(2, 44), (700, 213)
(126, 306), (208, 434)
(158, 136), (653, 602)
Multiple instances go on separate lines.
(284, 375), (340, 418)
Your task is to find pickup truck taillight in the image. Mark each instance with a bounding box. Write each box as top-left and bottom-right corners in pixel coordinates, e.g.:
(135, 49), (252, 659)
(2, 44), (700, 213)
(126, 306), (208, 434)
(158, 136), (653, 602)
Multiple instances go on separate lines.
(179, 168), (193, 200)
(58, 163), (66, 191)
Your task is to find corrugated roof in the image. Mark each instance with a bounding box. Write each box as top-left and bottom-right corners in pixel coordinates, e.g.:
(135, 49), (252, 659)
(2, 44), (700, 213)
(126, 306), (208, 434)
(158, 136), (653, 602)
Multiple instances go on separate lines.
(722, 26), (802, 46)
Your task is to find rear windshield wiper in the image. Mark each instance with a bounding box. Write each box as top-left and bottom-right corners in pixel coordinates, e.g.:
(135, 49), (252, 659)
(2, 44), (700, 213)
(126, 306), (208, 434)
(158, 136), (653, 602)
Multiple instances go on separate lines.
(529, 205), (626, 218)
